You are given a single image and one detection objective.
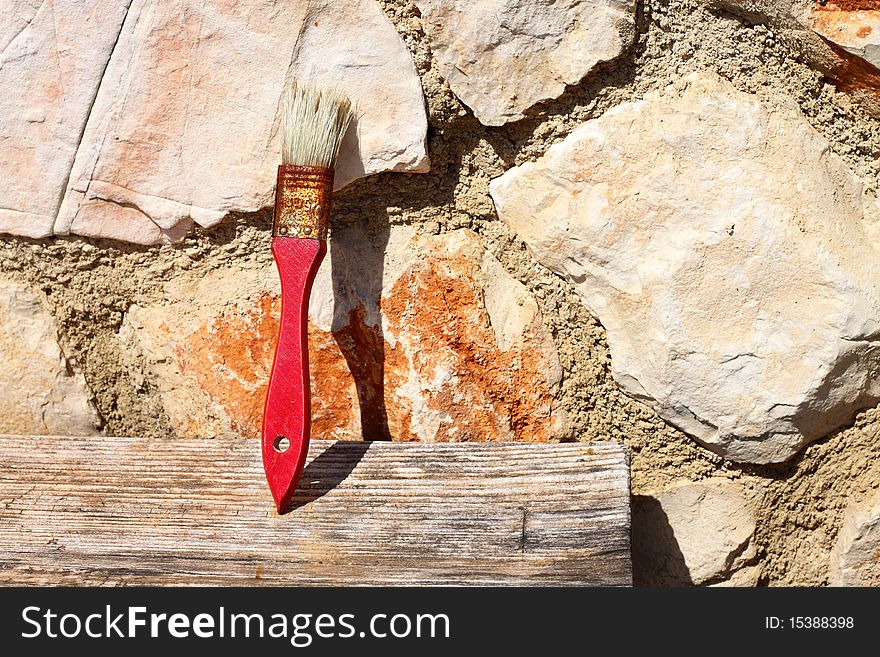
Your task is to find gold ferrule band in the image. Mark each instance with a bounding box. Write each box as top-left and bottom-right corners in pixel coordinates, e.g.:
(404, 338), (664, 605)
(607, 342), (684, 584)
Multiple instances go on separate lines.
(273, 165), (334, 240)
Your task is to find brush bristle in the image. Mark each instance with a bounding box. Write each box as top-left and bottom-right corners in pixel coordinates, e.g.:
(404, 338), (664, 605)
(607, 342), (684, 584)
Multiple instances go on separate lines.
(281, 82), (353, 168)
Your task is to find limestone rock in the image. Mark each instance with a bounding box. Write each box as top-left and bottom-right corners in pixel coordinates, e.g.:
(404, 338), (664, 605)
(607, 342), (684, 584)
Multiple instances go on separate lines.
(632, 479), (759, 586)
(491, 72), (880, 464)
(121, 227), (565, 442)
(53, 0), (429, 245)
(830, 490), (880, 586)
(0, 279), (100, 435)
(0, 0), (132, 239)
(414, 0), (636, 126)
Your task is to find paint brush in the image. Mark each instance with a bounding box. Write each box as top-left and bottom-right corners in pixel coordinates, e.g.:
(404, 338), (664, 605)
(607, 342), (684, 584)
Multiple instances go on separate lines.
(262, 82), (352, 513)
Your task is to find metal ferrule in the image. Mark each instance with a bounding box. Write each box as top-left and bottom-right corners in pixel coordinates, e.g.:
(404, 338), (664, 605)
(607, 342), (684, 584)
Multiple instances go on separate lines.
(273, 165), (334, 240)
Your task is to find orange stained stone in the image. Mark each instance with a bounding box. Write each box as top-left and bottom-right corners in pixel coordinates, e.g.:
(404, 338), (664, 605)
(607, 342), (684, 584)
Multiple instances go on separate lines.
(173, 244), (561, 443)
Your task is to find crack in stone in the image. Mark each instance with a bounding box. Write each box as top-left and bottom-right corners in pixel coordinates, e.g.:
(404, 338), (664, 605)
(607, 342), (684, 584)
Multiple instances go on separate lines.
(84, 178), (223, 235)
(0, 0), (46, 60)
(53, 0), (135, 231)
(700, 535), (760, 586)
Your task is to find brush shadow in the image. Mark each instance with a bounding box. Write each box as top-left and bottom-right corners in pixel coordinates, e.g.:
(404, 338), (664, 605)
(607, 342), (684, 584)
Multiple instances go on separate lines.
(282, 212), (392, 512)
(631, 494), (694, 587)
(286, 441), (373, 511)
(328, 214), (393, 442)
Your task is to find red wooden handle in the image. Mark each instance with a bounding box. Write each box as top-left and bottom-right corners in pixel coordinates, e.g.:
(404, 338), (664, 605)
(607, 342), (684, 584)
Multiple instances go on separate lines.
(262, 237), (327, 513)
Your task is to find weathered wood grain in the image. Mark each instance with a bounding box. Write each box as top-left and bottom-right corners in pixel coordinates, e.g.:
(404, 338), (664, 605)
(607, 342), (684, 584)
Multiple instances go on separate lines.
(0, 435), (631, 586)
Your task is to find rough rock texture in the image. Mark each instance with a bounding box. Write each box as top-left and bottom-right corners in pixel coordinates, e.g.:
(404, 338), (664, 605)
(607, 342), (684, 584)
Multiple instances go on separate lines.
(0, 279), (100, 435)
(829, 490), (880, 586)
(632, 479), (759, 586)
(414, 0), (636, 126)
(1, 0), (429, 244)
(312, 226), (566, 442)
(120, 227), (564, 442)
(810, 4), (880, 69)
(491, 71), (880, 464)
(0, 0), (132, 239)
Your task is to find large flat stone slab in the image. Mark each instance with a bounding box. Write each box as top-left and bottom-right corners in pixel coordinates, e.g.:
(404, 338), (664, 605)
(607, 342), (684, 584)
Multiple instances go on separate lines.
(491, 72), (880, 463)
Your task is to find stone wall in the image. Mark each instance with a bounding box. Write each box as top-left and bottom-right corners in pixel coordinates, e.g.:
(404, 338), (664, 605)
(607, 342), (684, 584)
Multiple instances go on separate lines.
(2, 0), (880, 585)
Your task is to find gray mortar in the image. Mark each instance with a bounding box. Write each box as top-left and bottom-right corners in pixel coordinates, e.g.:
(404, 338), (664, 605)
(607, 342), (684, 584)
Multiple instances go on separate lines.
(2, 0), (880, 585)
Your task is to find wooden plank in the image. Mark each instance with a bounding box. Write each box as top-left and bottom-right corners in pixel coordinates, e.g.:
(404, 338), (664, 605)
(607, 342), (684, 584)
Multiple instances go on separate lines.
(0, 435), (631, 586)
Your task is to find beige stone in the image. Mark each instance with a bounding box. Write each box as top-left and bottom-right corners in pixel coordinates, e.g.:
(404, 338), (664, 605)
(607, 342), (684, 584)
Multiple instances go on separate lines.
(54, 0), (429, 245)
(491, 71), (880, 464)
(414, 0), (635, 126)
(632, 479), (759, 586)
(0, 0), (132, 239)
(0, 279), (100, 435)
(121, 227), (565, 442)
(830, 490), (880, 586)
